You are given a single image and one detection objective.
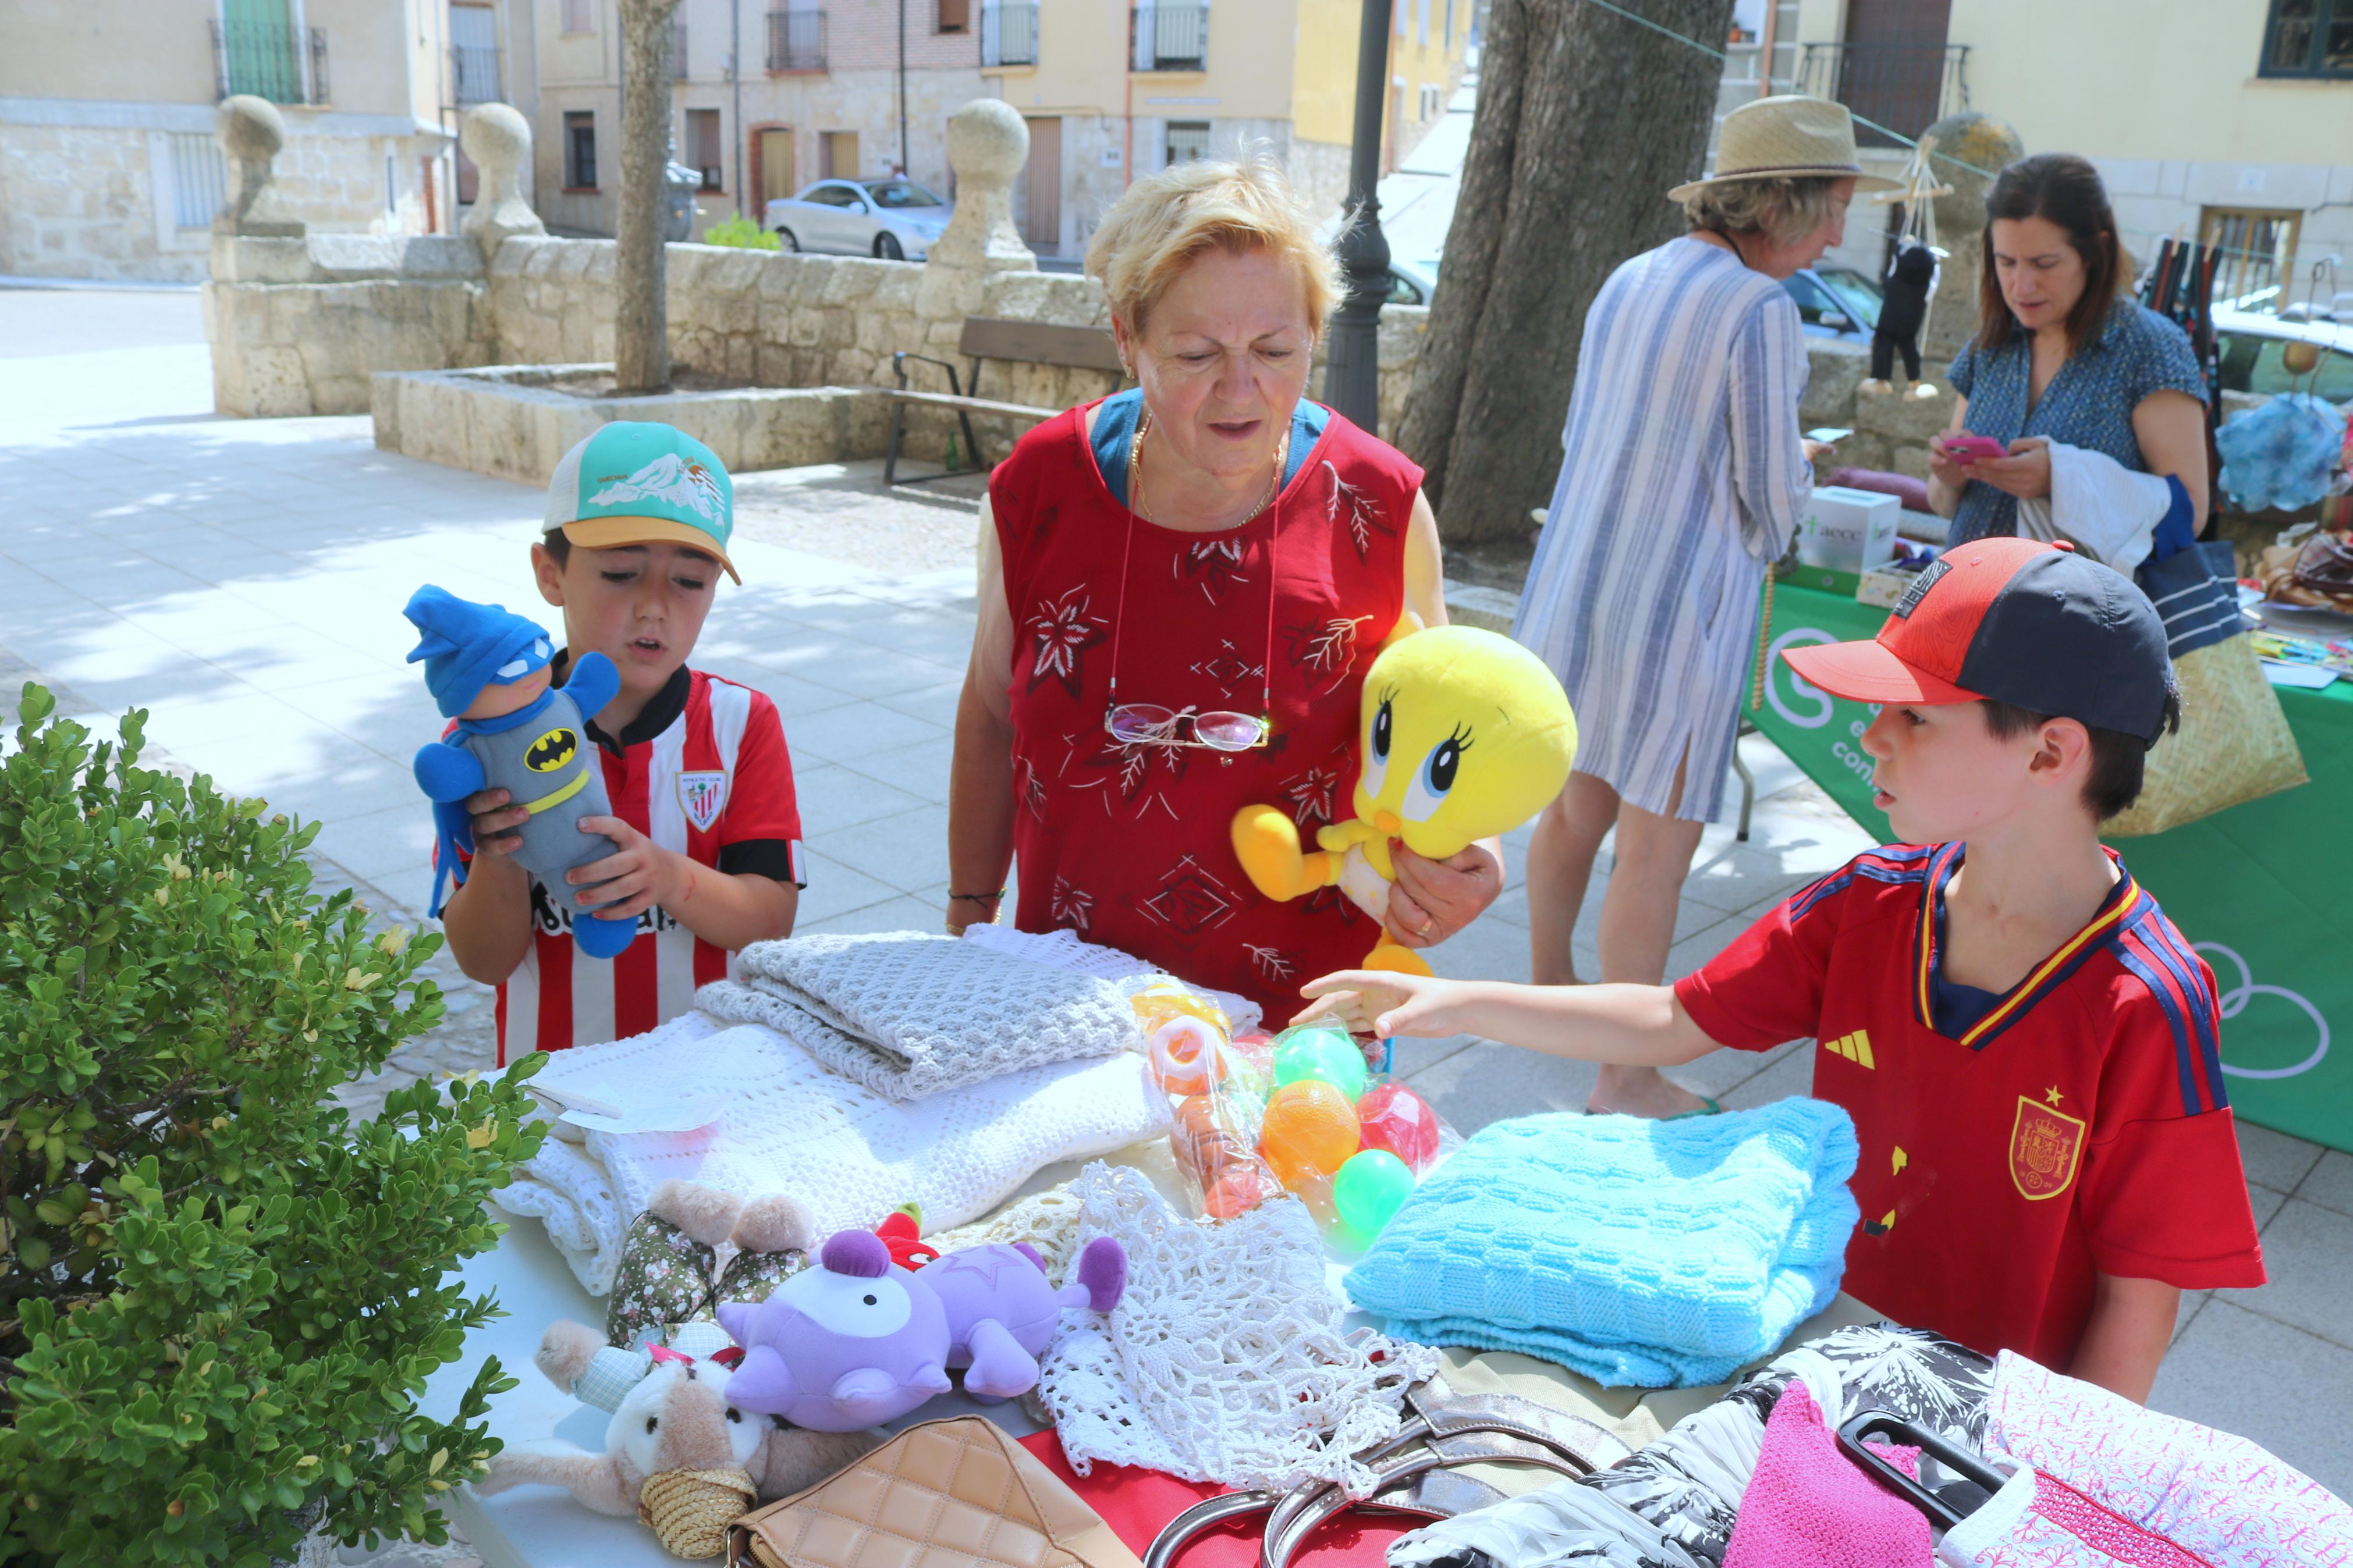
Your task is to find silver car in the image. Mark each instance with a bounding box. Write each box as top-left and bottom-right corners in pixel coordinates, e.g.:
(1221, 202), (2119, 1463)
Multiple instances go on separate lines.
(762, 177), (952, 260)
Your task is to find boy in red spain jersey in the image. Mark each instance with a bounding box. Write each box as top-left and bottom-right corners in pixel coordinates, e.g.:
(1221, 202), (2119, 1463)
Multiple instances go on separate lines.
(440, 423), (805, 1061)
(1301, 538), (2265, 1401)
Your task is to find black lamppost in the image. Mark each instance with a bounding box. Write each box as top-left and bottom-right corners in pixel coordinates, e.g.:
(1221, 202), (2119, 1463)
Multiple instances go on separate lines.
(1323, 0), (1393, 430)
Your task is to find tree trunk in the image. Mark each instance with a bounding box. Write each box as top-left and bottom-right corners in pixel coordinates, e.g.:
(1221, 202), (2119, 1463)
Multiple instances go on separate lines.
(1397, 0), (1736, 543)
(615, 0), (683, 395)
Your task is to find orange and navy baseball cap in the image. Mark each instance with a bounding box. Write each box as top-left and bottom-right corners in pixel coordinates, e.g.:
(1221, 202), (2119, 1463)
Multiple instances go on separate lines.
(1783, 538), (2175, 742)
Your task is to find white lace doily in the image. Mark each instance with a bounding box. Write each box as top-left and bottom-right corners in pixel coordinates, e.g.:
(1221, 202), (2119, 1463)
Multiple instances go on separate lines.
(1036, 1163), (1436, 1496)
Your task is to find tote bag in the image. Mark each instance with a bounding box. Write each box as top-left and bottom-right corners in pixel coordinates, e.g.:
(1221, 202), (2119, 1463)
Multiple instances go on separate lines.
(2104, 539), (2305, 837)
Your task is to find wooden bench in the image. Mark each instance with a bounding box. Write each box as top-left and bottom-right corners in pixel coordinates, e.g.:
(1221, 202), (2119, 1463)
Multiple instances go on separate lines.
(875, 315), (1127, 485)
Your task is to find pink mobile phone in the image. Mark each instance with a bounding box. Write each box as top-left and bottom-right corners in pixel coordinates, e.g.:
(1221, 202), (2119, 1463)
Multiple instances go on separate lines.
(1945, 434), (2009, 463)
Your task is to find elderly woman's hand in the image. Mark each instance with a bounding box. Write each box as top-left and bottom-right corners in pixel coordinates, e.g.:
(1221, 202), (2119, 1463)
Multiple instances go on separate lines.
(1966, 436), (2053, 501)
(1383, 840), (1503, 949)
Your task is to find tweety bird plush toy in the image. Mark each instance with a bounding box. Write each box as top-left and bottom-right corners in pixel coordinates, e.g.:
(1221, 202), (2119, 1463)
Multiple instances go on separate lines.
(1231, 621), (1575, 975)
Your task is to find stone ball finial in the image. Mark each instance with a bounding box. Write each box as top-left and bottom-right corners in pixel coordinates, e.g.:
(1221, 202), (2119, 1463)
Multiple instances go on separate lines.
(217, 95), (286, 163)
(946, 99), (1029, 189)
(460, 101), (530, 173)
(1919, 111), (2025, 234)
(460, 102), (548, 254)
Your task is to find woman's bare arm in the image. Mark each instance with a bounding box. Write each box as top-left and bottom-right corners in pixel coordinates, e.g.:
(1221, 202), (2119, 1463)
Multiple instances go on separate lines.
(2132, 387), (2212, 535)
(1925, 393), (1971, 518)
(1401, 489), (1449, 629)
(947, 496), (1018, 933)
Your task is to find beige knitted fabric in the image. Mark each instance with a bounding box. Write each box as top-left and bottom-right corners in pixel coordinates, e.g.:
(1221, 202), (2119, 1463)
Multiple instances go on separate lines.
(697, 932), (1140, 1101)
(639, 1466), (756, 1558)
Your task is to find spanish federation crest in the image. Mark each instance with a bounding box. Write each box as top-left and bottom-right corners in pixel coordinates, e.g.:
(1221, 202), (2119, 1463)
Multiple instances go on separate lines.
(2008, 1094), (2086, 1201)
(677, 770), (728, 832)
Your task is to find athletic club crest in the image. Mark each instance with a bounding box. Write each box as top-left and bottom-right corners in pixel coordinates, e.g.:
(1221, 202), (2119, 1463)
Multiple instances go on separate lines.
(2008, 1092), (2086, 1201)
(677, 770), (728, 831)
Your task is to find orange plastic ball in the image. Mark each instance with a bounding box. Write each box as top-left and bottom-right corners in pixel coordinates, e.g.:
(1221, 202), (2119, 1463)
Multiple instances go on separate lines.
(1258, 1080), (1360, 1190)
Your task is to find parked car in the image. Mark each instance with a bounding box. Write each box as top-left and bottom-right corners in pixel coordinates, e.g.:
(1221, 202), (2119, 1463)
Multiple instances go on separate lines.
(1784, 264), (1883, 339)
(763, 177), (952, 260)
(1385, 257), (1442, 307)
(2212, 308), (2353, 404)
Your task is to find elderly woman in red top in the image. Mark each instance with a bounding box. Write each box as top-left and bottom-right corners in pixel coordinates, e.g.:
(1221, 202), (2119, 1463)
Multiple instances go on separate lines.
(946, 157), (1502, 1016)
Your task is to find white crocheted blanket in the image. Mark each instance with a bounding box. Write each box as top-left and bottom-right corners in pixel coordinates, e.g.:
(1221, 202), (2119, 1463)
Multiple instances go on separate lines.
(493, 1012), (1170, 1295)
(694, 931), (1142, 1101)
(1036, 1163), (1438, 1497)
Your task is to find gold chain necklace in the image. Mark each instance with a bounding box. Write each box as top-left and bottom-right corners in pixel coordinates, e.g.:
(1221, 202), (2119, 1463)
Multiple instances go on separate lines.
(1129, 407), (1287, 528)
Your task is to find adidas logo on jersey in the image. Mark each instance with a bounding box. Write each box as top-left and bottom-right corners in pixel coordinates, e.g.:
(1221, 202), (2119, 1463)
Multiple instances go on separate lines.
(1821, 1029), (1875, 1068)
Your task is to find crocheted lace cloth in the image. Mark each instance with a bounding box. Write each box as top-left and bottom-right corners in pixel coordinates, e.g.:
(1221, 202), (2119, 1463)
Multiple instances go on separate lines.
(928, 1181), (1087, 1283)
(492, 1013), (1168, 1295)
(695, 931), (1142, 1101)
(1035, 1163), (1437, 1497)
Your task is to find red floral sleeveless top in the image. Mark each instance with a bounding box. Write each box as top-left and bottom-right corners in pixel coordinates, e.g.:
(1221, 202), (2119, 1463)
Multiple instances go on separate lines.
(989, 395), (1421, 1017)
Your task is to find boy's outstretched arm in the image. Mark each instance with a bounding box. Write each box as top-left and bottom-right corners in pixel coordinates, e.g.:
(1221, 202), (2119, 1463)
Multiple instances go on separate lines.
(2069, 1274), (2179, 1404)
(1296, 971), (1719, 1069)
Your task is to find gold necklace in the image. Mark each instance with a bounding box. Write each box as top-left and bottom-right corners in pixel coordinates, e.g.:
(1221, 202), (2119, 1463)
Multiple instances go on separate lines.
(1130, 407), (1287, 528)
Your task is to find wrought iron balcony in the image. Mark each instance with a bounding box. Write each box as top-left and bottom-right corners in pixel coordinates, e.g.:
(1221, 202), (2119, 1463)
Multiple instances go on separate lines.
(452, 42), (502, 105)
(1132, 3), (1206, 72)
(1794, 41), (1969, 147)
(982, 1), (1038, 67)
(211, 19), (328, 106)
(766, 8), (826, 72)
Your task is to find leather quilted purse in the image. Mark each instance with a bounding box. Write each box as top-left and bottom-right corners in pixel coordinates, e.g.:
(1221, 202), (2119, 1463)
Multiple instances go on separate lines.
(727, 1416), (1143, 1568)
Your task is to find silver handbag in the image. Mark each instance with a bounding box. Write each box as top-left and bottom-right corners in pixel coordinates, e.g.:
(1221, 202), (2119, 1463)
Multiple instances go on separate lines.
(1144, 1374), (1634, 1568)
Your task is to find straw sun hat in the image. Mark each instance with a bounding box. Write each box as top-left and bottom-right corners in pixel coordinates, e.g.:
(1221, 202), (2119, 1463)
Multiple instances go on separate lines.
(1667, 95), (1903, 202)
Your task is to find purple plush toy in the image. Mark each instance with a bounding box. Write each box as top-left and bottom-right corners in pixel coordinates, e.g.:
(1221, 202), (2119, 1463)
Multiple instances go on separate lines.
(715, 1228), (1128, 1433)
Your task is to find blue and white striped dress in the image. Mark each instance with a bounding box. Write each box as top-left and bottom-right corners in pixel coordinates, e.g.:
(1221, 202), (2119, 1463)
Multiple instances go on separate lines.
(1513, 236), (1813, 822)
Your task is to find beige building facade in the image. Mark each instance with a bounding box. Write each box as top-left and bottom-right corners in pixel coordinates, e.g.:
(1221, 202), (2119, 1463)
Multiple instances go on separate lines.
(988, 0), (1474, 259)
(0, 0), (487, 283)
(1731, 0), (2353, 307)
(522, 0), (989, 242)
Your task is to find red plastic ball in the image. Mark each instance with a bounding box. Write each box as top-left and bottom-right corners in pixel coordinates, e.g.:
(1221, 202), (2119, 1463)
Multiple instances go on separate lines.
(1354, 1083), (1442, 1171)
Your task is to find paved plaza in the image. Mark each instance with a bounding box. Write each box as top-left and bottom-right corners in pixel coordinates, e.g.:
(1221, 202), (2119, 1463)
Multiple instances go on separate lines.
(4, 286), (2350, 1552)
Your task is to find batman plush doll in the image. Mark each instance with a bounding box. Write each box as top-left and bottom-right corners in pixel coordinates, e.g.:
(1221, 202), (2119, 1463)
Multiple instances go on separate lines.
(403, 584), (637, 959)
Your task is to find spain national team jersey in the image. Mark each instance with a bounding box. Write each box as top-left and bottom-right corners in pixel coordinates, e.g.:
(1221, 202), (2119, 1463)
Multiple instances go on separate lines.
(478, 663), (804, 1061)
(1674, 842), (2265, 1368)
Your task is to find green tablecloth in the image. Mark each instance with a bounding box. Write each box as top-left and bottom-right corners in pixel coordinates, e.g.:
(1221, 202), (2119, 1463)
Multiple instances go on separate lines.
(1748, 579), (2352, 1153)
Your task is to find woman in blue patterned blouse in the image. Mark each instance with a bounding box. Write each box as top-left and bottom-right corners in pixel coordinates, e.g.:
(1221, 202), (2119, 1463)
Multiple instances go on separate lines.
(1928, 154), (2210, 543)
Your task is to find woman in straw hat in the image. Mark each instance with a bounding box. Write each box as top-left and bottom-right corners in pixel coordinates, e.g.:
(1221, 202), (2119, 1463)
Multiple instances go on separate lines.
(1513, 96), (1894, 1118)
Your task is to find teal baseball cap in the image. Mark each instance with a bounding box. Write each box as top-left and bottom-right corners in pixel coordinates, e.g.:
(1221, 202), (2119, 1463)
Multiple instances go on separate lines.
(544, 421), (740, 582)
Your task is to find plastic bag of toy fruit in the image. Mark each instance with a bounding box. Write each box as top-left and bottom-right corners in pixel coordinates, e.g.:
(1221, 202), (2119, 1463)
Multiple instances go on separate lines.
(1126, 980), (1458, 1240)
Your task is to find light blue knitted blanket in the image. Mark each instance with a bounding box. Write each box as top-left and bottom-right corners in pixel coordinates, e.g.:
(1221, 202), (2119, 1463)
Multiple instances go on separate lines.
(1344, 1098), (1860, 1388)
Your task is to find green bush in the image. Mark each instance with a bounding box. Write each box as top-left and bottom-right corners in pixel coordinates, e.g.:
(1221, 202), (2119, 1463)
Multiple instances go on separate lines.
(0, 685), (548, 1566)
(701, 214), (781, 251)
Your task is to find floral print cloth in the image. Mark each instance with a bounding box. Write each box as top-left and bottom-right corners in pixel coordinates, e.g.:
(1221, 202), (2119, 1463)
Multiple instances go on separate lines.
(604, 1207), (808, 1349)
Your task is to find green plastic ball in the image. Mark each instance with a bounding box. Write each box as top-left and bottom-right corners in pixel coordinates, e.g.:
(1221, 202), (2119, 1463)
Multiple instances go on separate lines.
(1332, 1149), (1415, 1236)
(1272, 1025), (1368, 1101)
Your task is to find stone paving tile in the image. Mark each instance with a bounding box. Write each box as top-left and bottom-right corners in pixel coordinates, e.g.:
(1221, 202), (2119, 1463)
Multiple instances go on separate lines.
(2238, 1118), (2329, 1196)
(2222, 1199), (2353, 1351)
(780, 697), (947, 766)
(2152, 1300), (2353, 1495)
(817, 802), (954, 895)
(789, 760), (936, 837)
(2298, 1150), (2353, 1217)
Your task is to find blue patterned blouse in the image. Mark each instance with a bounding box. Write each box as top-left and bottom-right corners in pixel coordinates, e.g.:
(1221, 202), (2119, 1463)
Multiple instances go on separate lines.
(1945, 298), (2206, 543)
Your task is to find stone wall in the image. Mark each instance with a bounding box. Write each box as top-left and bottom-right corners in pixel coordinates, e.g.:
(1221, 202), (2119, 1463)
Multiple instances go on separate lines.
(0, 124), (187, 283)
(215, 221), (1432, 454)
(205, 234), (491, 417)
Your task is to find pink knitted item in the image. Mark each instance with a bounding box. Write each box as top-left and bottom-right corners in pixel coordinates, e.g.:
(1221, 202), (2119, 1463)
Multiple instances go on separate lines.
(1724, 1380), (1935, 1568)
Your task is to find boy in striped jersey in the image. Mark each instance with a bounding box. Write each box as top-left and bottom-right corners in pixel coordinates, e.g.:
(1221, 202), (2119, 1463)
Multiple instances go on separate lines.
(1303, 539), (2265, 1402)
(441, 423), (805, 1059)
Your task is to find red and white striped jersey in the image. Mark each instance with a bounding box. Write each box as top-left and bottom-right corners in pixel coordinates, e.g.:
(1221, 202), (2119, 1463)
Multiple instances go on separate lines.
(491, 666), (804, 1062)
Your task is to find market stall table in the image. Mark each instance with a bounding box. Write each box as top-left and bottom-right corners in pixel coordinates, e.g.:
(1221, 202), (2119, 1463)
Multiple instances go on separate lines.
(1748, 577), (2352, 1153)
